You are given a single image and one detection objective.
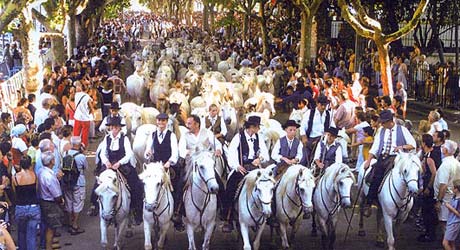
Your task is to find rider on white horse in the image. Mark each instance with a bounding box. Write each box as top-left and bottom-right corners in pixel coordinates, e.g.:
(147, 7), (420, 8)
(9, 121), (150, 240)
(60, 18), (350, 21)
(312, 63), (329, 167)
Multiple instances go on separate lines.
(177, 115), (224, 231)
(222, 116), (270, 232)
(204, 104), (227, 145)
(98, 116), (145, 225)
(99, 102), (127, 135)
(362, 110), (416, 217)
(312, 127), (343, 171)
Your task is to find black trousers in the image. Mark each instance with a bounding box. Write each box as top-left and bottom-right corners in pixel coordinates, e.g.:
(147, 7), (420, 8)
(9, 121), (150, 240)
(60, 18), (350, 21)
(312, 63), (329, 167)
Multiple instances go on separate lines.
(301, 136), (321, 166)
(421, 190), (438, 238)
(367, 156), (395, 203)
(119, 164), (144, 216)
(171, 163), (184, 214)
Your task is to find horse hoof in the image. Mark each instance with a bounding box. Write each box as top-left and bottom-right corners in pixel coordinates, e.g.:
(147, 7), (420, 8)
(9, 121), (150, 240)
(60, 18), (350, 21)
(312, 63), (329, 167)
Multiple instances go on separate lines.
(125, 230), (134, 238)
(311, 229), (318, 237)
(375, 241), (385, 248)
(144, 245), (152, 250)
(358, 230), (366, 237)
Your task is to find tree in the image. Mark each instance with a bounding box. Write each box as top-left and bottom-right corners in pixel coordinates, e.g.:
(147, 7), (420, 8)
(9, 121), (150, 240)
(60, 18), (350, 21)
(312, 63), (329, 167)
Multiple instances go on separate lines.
(0, 0), (29, 32)
(337, 0), (428, 96)
(293, 0), (323, 70)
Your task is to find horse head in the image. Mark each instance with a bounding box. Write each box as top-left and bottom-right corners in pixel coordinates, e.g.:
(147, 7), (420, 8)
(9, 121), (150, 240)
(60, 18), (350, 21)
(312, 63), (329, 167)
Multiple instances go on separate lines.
(192, 151), (219, 194)
(395, 152), (421, 195)
(95, 170), (120, 222)
(139, 162), (169, 212)
(251, 167), (276, 218)
(332, 163), (355, 208)
(289, 108), (303, 125)
(221, 102), (236, 125)
(295, 167), (316, 214)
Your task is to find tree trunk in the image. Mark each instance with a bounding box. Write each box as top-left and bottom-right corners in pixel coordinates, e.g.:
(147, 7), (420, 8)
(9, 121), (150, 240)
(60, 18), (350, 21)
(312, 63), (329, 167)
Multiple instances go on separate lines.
(259, 6), (269, 57)
(376, 41), (393, 97)
(20, 18), (41, 94)
(51, 36), (65, 67)
(76, 15), (89, 46)
(242, 14), (248, 42)
(299, 11), (312, 70)
(209, 5), (215, 33)
(203, 3), (209, 32)
(67, 11), (77, 58)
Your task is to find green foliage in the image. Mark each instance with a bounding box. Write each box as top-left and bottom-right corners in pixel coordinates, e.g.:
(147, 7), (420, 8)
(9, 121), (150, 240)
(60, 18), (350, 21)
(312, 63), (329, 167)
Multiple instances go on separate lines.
(104, 0), (131, 19)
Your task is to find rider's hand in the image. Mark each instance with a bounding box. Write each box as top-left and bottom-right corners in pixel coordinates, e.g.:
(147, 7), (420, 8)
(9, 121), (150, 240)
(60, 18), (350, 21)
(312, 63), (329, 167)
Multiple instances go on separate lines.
(317, 162), (324, 169)
(163, 161), (171, 169)
(252, 158), (261, 167)
(394, 146), (403, 152)
(145, 149), (152, 159)
(105, 162), (112, 169)
(364, 160), (371, 170)
(112, 162), (120, 170)
(237, 165), (247, 175)
(215, 149), (222, 157)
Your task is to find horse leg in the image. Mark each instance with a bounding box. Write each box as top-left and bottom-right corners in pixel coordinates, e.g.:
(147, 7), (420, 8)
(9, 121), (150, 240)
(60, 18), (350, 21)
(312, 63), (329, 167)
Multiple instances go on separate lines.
(318, 217), (328, 250)
(185, 223), (196, 250)
(144, 220), (153, 250)
(201, 221), (216, 250)
(279, 222), (290, 249)
(253, 224), (266, 250)
(383, 214), (395, 250)
(290, 220), (300, 243)
(240, 223), (252, 250)
(115, 218), (128, 250)
(311, 211), (318, 237)
(358, 200), (366, 236)
(328, 222), (336, 250)
(375, 207), (385, 248)
(100, 218), (108, 249)
(157, 221), (171, 250)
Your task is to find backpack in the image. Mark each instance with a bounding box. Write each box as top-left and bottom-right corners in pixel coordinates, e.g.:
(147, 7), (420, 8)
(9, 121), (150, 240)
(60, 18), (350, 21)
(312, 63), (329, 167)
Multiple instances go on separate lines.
(61, 151), (82, 187)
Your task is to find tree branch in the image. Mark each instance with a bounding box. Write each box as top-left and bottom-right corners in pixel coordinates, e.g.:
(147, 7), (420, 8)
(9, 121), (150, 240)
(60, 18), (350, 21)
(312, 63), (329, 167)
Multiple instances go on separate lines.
(384, 0), (429, 43)
(338, 0), (374, 39)
(31, 8), (53, 31)
(350, 0), (381, 31)
(0, 0), (29, 32)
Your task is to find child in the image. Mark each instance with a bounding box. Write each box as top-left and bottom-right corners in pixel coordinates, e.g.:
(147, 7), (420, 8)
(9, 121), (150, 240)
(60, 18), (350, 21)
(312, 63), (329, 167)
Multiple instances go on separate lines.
(443, 179), (460, 250)
(354, 126), (374, 173)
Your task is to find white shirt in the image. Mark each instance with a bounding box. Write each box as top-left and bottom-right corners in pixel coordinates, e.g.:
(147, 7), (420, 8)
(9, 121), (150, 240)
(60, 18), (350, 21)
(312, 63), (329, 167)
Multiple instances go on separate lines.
(439, 118), (448, 131)
(178, 128), (222, 158)
(206, 115), (227, 137)
(34, 107), (50, 127)
(227, 130), (270, 171)
(37, 93), (57, 107)
(74, 92), (92, 121)
(300, 108), (335, 138)
(271, 136), (303, 163)
(434, 156), (460, 202)
(12, 137), (28, 153)
(144, 129), (179, 165)
(100, 132), (134, 167)
(369, 125), (416, 157)
(428, 121), (443, 136)
(313, 139), (343, 164)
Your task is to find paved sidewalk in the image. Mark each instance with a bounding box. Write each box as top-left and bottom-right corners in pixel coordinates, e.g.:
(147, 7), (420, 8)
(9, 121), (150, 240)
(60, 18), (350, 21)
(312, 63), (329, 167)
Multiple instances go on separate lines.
(407, 98), (460, 123)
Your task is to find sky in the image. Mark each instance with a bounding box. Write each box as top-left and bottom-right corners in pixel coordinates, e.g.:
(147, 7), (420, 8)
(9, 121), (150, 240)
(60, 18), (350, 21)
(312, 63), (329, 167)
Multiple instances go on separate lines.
(129, 0), (150, 12)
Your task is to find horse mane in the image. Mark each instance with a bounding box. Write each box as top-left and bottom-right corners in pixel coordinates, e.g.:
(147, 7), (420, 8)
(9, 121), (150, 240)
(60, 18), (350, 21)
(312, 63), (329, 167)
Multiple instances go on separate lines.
(395, 152), (421, 174)
(185, 150), (214, 187)
(236, 169), (275, 200)
(140, 162), (172, 191)
(278, 165), (304, 198)
(322, 163), (355, 188)
(95, 170), (119, 195)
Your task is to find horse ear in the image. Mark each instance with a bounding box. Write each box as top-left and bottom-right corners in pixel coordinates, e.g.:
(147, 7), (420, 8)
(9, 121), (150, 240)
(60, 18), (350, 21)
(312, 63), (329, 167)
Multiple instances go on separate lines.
(143, 163), (148, 171)
(96, 176), (101, 185)
(298, 168), (303, 177)
(112, 178), (117, 185)
(257, 170), (262, 178)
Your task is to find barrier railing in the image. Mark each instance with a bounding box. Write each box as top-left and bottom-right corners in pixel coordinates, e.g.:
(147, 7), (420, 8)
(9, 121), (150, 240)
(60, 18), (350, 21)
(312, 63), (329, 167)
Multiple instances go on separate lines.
(1, 70), (24, 112)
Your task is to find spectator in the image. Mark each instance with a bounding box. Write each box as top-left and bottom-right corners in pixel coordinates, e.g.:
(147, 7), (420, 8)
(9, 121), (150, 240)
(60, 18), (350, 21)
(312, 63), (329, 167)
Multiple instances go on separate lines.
(63, 136), (87, 235)
(435, 109), (448, 131)
(73, 81), (93, 147)
(27, 94), (36, 121)
(38, 151), (64, 250)
(10, 124), (28, 169)
(13, 155), (40, 250)
(333, 91), (355, 130)
(0, 113), (12, 139)
(428, 110), (442, 136)
(442, 179), (460, 250)
(34, 98), (52, 128)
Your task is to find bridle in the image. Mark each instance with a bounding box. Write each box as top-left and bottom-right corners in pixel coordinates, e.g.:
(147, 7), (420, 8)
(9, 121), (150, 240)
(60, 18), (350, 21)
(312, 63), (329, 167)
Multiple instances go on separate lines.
(247, 177), (274, 231)
(98, 185), (122, 225)
(190, 160), (216, 229)
(282, 172), (313, 226)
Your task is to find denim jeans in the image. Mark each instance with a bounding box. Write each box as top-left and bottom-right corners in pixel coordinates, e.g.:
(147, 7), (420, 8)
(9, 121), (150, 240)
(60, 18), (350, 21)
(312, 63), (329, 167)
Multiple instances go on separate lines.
(15, 204), (40, 250)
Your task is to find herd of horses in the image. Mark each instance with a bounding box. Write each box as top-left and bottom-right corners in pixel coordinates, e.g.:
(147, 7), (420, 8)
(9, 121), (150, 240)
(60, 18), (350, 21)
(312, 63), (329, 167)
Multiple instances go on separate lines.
(93, 38), (423, 250)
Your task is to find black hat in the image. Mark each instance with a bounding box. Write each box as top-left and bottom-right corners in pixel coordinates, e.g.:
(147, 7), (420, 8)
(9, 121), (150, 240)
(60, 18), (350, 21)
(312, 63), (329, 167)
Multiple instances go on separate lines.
(106, 116), (125, 127)
(156, 113), (168, 120)
(379, 110), (394, 123)
(317, 95), (329, 105)
(326, 127), (339, 137)
(244, 116), (261, 127)
(110, 102), (121, 110)
(282, 120), (300, 129)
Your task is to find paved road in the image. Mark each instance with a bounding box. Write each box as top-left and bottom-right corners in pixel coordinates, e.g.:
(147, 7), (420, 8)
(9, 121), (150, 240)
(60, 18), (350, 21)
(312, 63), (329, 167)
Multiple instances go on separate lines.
(35, 111), (451, 250)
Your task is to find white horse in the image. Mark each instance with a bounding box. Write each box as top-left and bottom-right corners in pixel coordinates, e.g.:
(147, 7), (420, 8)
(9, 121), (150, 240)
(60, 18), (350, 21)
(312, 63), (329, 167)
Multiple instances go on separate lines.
(313, 163), (355, 250)
(275, 165), (315, 249)
(120, 102), (143, 137)
(140, 162), (174, 250)
(126, 68), (149, 104)
(220, 101), (239, 142)
(238, 166), (276, 250)
(357, 152), (420, 250)
(95, 170), (130, 250)
(183, 150), (219, 250)
(132, 124), (157, 166)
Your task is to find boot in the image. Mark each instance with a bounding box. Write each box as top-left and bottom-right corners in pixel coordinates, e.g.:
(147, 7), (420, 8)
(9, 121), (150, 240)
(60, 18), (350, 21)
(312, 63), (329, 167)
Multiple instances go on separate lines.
(172, 202), (185, 232)
(222, 209), (234, 233)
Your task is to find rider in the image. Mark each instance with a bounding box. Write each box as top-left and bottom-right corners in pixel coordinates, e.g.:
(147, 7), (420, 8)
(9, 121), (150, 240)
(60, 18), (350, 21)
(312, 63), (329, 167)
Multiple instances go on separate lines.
(300, 95), (334, 165)
(271, 119), (302, 179)
(144, 113), (180, 225)
(204, 104), (227, 145)
(362, 110), (416, 217)
(222, 116), (270, 232)
(99, 116), (144, 225)
(312, 127), (343, 171)
(177, 115), (223, 231)
(99, 102), (127, 134)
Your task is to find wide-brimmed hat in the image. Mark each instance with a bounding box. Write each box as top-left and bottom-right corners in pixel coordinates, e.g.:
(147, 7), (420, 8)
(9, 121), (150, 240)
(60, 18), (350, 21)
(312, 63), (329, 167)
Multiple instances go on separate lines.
(156, 113), (168, 120)
(282, 120), (300, 129)
(110, 102), (121, 110)
(317, 95), (329, 105)
(244, 116), (261, 127)
(106, 116), (125, 127)
(379, 110), (394, 123)
(326, 127), (339, 137)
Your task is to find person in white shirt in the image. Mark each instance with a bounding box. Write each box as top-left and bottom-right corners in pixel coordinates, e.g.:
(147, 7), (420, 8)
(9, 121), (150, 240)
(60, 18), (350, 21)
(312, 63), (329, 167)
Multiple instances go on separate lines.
(34, 98), (51, 128)
(271, 120), (302, 178)
(73, 82), (93, 147)
(222, 116), (269, 232)
(300, 95), (335, 165)
(362, 110), (416, 216)
(204, 104), (227, 145)
(11, 124), (28, 167)
(435, 109), (448, 131)
(313, 127), (343, 170)
(428, 110), (443, 136)
(434, 140), (460, 232)
(98, 102), (126, 134)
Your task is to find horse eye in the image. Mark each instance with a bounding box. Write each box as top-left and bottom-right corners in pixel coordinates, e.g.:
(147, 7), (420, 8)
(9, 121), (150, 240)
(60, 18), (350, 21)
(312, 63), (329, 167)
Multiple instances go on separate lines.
(339, 181), (343, 186)
(157, 183), (161, 186)
(300, 188), (305, 193)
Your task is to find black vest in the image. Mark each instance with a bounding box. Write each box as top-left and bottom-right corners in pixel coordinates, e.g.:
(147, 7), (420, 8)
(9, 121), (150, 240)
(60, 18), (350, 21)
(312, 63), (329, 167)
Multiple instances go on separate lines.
(205, 116), (222, 135)
(151, 130), (172, 164)
(106, 133), (126, 164)
(306, 108), (331, 138)
(319, 141), (339, 168)
(279, 136), (300, 160)
(238, 131), (260, 165)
